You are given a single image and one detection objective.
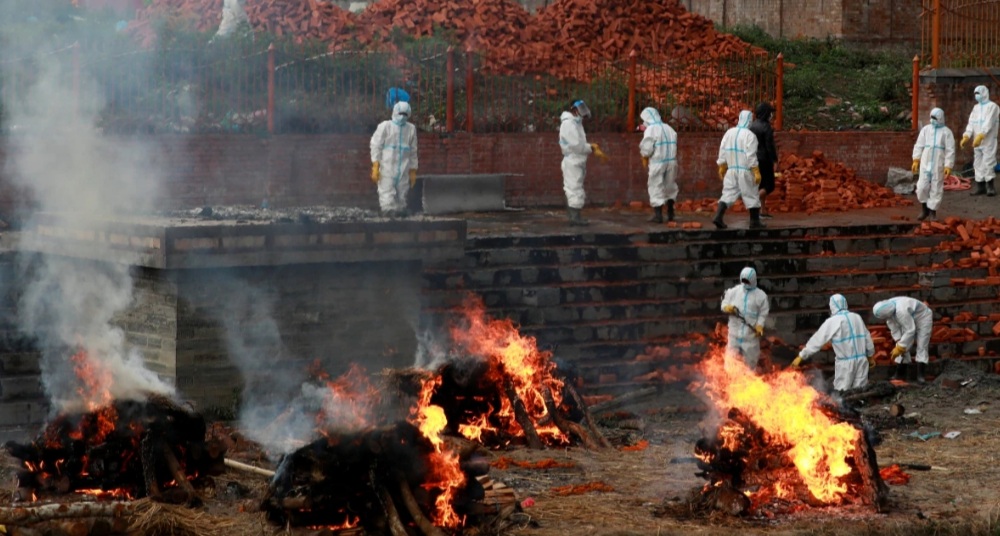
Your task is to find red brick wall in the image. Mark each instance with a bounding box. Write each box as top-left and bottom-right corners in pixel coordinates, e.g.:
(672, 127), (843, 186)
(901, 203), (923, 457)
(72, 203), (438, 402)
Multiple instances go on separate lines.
(0, 131), (916, 213)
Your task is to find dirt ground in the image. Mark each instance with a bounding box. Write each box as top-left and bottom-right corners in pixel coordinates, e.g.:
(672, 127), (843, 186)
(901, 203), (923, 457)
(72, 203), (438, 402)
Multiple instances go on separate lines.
(3, 360), (999, 536)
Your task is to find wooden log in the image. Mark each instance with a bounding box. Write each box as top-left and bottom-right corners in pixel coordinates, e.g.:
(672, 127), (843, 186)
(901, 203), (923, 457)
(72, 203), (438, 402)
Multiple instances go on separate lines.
(889, 403), (905, 417)
(224, 458), (276, 478)
(139, 435), (160, 500)
(502, 380), (543, 449)
(542, 387), (599, 450)
(163, 447), (202, 507)
(589, 386), (658, 413)
(0, 503), (128, 526)
(563, 383), (610, 448)
(396, 477), (445, 536)
(378, 486), (409, 536)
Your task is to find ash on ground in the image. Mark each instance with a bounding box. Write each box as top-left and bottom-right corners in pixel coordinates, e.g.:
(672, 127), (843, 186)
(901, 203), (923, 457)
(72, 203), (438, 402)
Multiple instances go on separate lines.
(162, 205), (427, 224)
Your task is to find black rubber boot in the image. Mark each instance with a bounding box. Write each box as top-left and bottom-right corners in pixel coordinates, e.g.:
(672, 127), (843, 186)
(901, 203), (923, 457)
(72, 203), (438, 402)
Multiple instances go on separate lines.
(568, 207), (589, 226)
(917, 203), (930, 221)
(648, 206), (663, 223)
(929, 209), (937, 221)
(988, 180), (997, 197)
(891, 363), (907, 380)
(915, 363), (927, 384)
(971, 181), (987, 196)
(712, 202), (728, 229)
(666, 199), (676, 222)
(749, 207), (766, 229)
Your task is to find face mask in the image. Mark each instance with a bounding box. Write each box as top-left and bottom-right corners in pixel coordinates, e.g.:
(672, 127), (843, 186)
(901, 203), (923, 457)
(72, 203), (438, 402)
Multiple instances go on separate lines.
(393, 116), (408, 126)
(930, 117), (941, 127)
(977, 93), (989, 104)
(574, 115), (583, 124)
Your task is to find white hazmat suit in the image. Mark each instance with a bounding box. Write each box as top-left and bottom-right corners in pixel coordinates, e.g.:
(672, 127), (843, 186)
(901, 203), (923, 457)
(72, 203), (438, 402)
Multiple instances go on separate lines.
(872, 297), (933, 365)
(962, 85), (999, 191)
(798, 294), (875, 391)
(713, 110), (762, 229)
(370, 101), (418, 214)
(721, 267), (770, 369)
(559, 110), (592, 210)
(639, 107), (679, 210)
(912, 107), (955, 216)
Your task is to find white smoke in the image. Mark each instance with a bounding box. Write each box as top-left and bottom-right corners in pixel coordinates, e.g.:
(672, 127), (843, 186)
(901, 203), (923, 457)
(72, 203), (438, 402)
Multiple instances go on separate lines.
(1, 14), (173, 412)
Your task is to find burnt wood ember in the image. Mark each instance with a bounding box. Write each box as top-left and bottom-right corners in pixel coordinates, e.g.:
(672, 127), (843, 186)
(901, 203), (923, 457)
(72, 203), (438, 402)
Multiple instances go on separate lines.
(261, 422), (505, 534)
(384, 364), (607, 449)
(692, 407), (888, 516)
(5, 394), (223, 505)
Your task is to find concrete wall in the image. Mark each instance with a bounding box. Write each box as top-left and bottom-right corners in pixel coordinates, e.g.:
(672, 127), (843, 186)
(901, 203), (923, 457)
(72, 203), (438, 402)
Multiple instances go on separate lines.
(680, 0), (920, 45)
(0, 131), (916, 218)
(125, 262), (422, 412)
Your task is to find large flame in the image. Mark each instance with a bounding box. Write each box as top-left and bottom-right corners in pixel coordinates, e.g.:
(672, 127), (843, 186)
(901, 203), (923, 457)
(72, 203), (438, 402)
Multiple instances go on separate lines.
(68, 349), (117, 445)
(696, 348), (860, 503)
(411, 377), (467, 529)
(449, 296), (567, 444)
(311, 362), (378, 432)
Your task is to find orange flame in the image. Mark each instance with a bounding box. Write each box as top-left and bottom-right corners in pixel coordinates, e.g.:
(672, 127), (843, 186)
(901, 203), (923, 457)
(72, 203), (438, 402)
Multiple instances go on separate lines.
(695, 348), (860, 504)
(410, 377), (466, 529)
(310, 362), (378, 432)
(450, 296), (567, 444)
(69, 350), (118, 444)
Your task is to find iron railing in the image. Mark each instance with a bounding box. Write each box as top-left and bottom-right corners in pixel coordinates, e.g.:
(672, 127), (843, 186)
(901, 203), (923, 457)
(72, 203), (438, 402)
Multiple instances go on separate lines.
(921, 0), (1000, 69)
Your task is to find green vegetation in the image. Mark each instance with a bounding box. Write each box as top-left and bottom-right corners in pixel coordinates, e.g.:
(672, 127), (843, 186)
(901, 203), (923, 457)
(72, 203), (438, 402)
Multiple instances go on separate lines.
(724, 25), (913, 131)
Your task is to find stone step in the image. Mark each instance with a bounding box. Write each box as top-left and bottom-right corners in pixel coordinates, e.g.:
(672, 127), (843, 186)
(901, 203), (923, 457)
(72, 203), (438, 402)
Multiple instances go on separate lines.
(426, 249), (955, 289)
(465, 223), (922, 250)
(456, 234), (944, 269)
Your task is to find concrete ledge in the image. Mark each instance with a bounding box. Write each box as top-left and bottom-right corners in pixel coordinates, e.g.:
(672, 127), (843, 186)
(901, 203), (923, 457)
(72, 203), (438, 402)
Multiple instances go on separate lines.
(21, 213), (468, 269)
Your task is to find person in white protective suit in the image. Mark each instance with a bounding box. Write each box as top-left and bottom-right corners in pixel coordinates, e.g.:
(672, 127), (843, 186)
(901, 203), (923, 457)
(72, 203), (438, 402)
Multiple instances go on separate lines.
(713, 110), (763, 229)
(721, 267), (770, 370)
(370, 101), (418, 216)
(791, 294), (875, 391)
(961, 85), (1000, 196)
(872, 297), (934, 384)
(559, 100), (607, 226)
(637, 107), (679, 223)
(912, 107), (955, 221)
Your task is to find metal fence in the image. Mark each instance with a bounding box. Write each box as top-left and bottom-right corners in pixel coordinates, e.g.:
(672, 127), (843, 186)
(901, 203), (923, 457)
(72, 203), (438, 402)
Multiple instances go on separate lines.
(921, 0), (1000, 69)
(0, 39), (781, 135)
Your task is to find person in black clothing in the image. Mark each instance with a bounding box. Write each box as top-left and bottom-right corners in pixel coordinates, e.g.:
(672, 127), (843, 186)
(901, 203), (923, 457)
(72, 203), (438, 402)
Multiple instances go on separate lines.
(749, 102), (778, 218)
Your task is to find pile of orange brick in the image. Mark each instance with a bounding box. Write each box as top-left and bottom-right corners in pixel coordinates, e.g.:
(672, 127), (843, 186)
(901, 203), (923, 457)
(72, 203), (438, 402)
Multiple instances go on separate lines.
(674, 151), (912, 214)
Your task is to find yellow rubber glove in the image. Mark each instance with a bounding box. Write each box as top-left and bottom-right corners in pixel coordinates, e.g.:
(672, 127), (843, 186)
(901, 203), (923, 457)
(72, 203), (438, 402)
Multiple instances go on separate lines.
(409, 169), (417, 187)
(591, 143), (609, 161)
(868, 355), (877, 369)
(890, 344), (907, 359)
(752, 167), (762, 185)
(774, 172), (783, 179)
(722, 304), (736, 314)
(370, 161), (380, 184)
(974, 133), (986, 148)
(944, 167), (952, 177)
(961, 134), (970, 149)
(718, 163), (728, 181)
(754, 325), (764, 337)
(790, 356), (803, 368)
(911, 160), (920, 174)
(641, 156), (649, 168)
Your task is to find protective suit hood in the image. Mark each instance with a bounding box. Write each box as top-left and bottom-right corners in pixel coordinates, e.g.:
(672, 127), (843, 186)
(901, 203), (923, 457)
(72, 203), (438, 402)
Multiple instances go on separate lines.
(737, 110), (753, 128)
(930, 107), (945, 126)
(391, 101), (411, 126)
(975, 85), (991, 104)
(739, 267), (757, 289)
(640, 107), (661, 126)
(872, 299), (895, 320)
(829, 294), (848, 315)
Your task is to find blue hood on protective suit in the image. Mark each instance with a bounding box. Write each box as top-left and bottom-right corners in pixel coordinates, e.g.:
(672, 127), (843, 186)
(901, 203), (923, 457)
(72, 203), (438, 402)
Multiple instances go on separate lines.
(737, 109), (752, 128)
(930, 107), (945, 127)
(392, 101), (411, 126)
(829, 294), (849, 315)
(975, 85), (991, 105)
(872, 299), (895, 320)
(640, 107), (661, 126)
(740, 267), (757, 290)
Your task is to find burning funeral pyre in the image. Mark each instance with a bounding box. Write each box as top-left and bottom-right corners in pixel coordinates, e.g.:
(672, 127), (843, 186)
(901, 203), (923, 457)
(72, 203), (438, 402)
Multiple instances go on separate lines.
(690, 348), (888, 516)
(5, 351), (224, 505)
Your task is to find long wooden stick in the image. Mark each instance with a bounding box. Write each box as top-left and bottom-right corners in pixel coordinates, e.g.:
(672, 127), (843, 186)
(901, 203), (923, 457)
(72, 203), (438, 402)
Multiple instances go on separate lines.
(224, 458), (276, 478)
(502, 379), (543, 449)
(162, 447), (202, 507)
(378, 486), (409, 536)
(0, 502), (128, 526)
(542, 387), (599, 450)
(589, 387), (658, 413)
(396, 477), (445, 536)
(563, 383), (611, 448)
